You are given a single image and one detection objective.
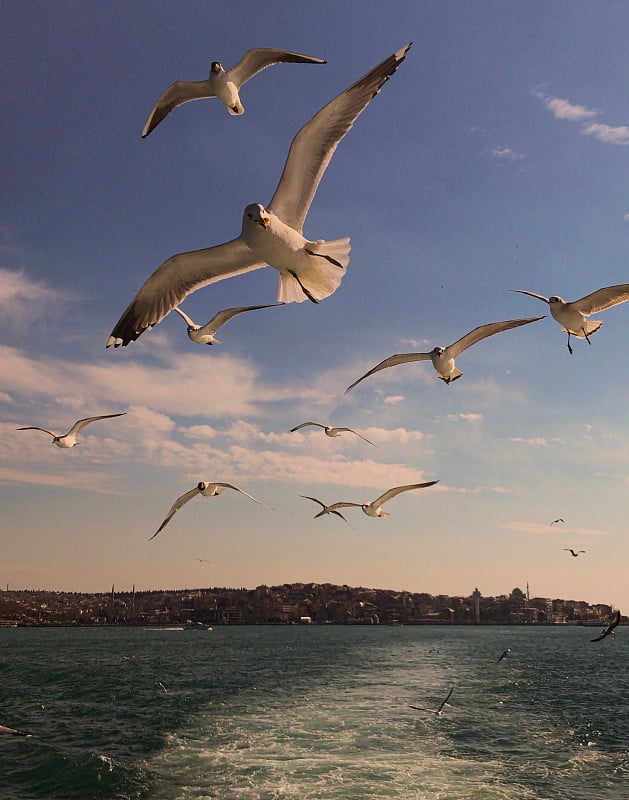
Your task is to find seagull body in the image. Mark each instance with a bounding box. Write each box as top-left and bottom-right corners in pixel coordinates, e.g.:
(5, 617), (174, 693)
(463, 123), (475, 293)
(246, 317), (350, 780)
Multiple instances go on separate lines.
(16, 413), (126, 448)
(334, 481), (439, 518)
(108, 44), (412, 347)
(344, 317), (543, 392)
(0, 723), (31, 737)
(173, 303), (282, 345)
(409, 687), (453, 716)
(590, 609), (621, 642)
(150, 481), (271, 539)
(290, 421), (375, 446)
(511, 285), (629, 353)
(563, 548), (585, 557)
(141, 48), (327, 137)
(497, 648), (511, 663)
(300, 495), (354, 526)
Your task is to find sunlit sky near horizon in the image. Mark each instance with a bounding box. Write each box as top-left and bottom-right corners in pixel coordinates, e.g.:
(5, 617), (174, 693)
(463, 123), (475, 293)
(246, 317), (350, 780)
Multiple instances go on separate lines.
(1, 1), (628, 611)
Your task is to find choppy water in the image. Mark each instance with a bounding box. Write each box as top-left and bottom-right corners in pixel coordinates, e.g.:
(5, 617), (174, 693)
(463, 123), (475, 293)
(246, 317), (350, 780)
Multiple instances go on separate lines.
(0, 625), (626, 799)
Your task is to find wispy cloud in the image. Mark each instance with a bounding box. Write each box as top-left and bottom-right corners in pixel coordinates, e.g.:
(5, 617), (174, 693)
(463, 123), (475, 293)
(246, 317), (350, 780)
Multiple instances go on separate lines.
(0, 268), (72, 327)
(535, 91), (629, 146)
(445, 412), (483, 423)
(490, 146), (525, 161)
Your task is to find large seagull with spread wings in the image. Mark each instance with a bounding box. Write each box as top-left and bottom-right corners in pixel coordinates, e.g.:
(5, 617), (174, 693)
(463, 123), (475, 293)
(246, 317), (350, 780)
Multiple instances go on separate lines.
(108, 44), (412, 347)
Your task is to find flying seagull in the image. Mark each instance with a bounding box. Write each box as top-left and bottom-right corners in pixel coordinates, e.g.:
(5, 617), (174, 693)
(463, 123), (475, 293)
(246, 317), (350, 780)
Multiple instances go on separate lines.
(497, 648), (511, 663)
(344, 317), (543, 391)
(194, 558), (211, 564)
(563, 548), (585, 557)
(330, 481), (439, 518)
(300, 495), (354, 527)
(550, 518), (565, 526)
(590, 609), (621, 642)
(409, 687), (453, 716)
(150, 481), (271, 540)
(511, 285), (629, 354)
(16, 413), (126, 448)
(108, 43), (412, 347)
(141, 48), (327, 137)
(173, 303), (282, 345)
(290, 421), (375, 446)
(0, 723), (31, 737)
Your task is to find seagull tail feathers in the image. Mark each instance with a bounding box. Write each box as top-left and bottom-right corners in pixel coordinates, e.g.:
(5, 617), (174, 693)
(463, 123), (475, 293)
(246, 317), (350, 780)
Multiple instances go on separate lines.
(278, 237), (351, 303)
(227, 100), (245, 115)
(570, 319), (603, 338)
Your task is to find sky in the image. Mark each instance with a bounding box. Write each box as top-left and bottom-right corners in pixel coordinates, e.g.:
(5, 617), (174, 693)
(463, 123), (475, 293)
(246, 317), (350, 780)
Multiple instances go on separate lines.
(1, 1), (628, 610)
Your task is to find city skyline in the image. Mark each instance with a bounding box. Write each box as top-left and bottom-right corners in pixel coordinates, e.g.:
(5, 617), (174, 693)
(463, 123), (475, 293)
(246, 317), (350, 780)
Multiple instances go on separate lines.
(1, 2), (628, 610)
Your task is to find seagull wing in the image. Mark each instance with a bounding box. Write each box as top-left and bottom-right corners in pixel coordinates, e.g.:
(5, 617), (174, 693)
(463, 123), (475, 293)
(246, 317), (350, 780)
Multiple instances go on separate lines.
(408, 705), (434, 712)
(300, 495), (326, 510)
(214, 483), (272, 509)
(16, 426), (57, 437)
(609, 609), (621, 632)
(448, 317), (545, 358)
(0, 723), (31, 737)
(572, 284), (629, 315)
(173, 306), (197, 327)
(336, 427), (376, 446)
(200, 304), (282, 336)
(344, 351), (432, 395)
(229, 48), (326, 87)
(437, 687), (454, 712)
(326, 502), (363, 511)
(150, 487), (201, 540)
(290, 422), (325, 432)
(370, 481), (439, 508)
(268, 43), (412, 232)
(510, 289), (550, 304)
(68, 413), (126, 435)
(107, 238), (265, 347)
(142, 80), (215, 138)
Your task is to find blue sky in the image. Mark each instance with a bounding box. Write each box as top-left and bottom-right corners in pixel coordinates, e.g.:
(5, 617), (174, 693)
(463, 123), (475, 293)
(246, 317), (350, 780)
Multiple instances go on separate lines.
(1, 1), (628, 610)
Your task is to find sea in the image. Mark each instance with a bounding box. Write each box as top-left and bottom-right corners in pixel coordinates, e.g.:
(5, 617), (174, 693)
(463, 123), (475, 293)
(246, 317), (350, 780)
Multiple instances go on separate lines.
(0, 624), (626, 800)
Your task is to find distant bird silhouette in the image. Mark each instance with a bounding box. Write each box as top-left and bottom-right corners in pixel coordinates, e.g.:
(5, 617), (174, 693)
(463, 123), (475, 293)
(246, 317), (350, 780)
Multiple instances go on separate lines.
(300, 495), (354, 526)
(511, 284), (629, 354)
(16, 413), (126, 448)
(141, 48), (327, 136)
(550, 518), (565, 526)
(409, 687), (453, 716)
(173, 303), (282, 345)
(497, 648), (511, 663)
(590, 609), (621, 642)
(563, 548), (585, 557)
(290, 421), (375, 446)
(150, 481), (271, 540)
(344, 317), (543, 390)
(0, 723), (31, 737)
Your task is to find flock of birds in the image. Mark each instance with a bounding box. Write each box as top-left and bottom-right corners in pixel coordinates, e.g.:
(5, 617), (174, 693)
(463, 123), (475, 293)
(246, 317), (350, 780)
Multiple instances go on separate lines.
(8, 41), (625, 736)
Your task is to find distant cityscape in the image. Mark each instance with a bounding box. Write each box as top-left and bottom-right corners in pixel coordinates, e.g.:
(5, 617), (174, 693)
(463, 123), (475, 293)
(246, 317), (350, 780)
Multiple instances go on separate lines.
(0, 582), (620, 627)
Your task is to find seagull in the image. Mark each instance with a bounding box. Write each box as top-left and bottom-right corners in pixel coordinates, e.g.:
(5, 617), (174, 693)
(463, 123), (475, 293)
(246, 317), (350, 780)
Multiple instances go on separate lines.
(194, 558), (211, 564)
(108, 44), (412, 347)
(173, 303), (282, 345)
(330, 481), (439, 518)
(590, 609), (621, 642)
(150, 481), (271, 539)
(141, 48), (327, 137)
(511, 285), (629, 354)
(497, 648), (511, 663)
(16, 413), (126, 448)
(290, 421), (375, 446)
(0, 723), (31, 737)
(409, 687), (453, 716)
(300, 495), (354, 527)
(550, 518), (565, 526)
(344, 317), (544, 391)
(563, 548), (585, 557)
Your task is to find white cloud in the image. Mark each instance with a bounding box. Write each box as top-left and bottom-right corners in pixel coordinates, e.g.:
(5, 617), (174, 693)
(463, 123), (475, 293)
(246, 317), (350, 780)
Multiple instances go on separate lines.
(539, 95), (597, 121)
(445, 412), (483, 423)
(384, 395), (405, 405)
(581, 122), (629, 145)
(510, 436), (549, 447)
(490, 146), (525, 161)
(0, 268), (72, 326)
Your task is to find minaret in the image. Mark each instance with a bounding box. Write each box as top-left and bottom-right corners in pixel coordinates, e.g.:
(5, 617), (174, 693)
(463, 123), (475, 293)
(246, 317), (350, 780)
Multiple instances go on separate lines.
(472, 587), (481, 623)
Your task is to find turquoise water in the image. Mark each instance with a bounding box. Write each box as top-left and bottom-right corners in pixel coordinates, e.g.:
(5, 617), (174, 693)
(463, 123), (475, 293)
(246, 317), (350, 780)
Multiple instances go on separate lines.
(0, 625), (626, 799)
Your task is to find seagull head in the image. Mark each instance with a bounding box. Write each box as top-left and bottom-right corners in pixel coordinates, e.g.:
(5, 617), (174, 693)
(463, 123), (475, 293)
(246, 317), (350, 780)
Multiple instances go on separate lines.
(243, 204), (271, 230)
(548, 296), (564, 305)
(432, 346), (446, 356)
(197, 481), (209, 491)
(210, 61), (224, 75)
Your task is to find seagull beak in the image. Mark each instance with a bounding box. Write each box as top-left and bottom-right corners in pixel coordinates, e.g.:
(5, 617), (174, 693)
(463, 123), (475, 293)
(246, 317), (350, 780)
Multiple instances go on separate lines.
(258, 216), (270, 229)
